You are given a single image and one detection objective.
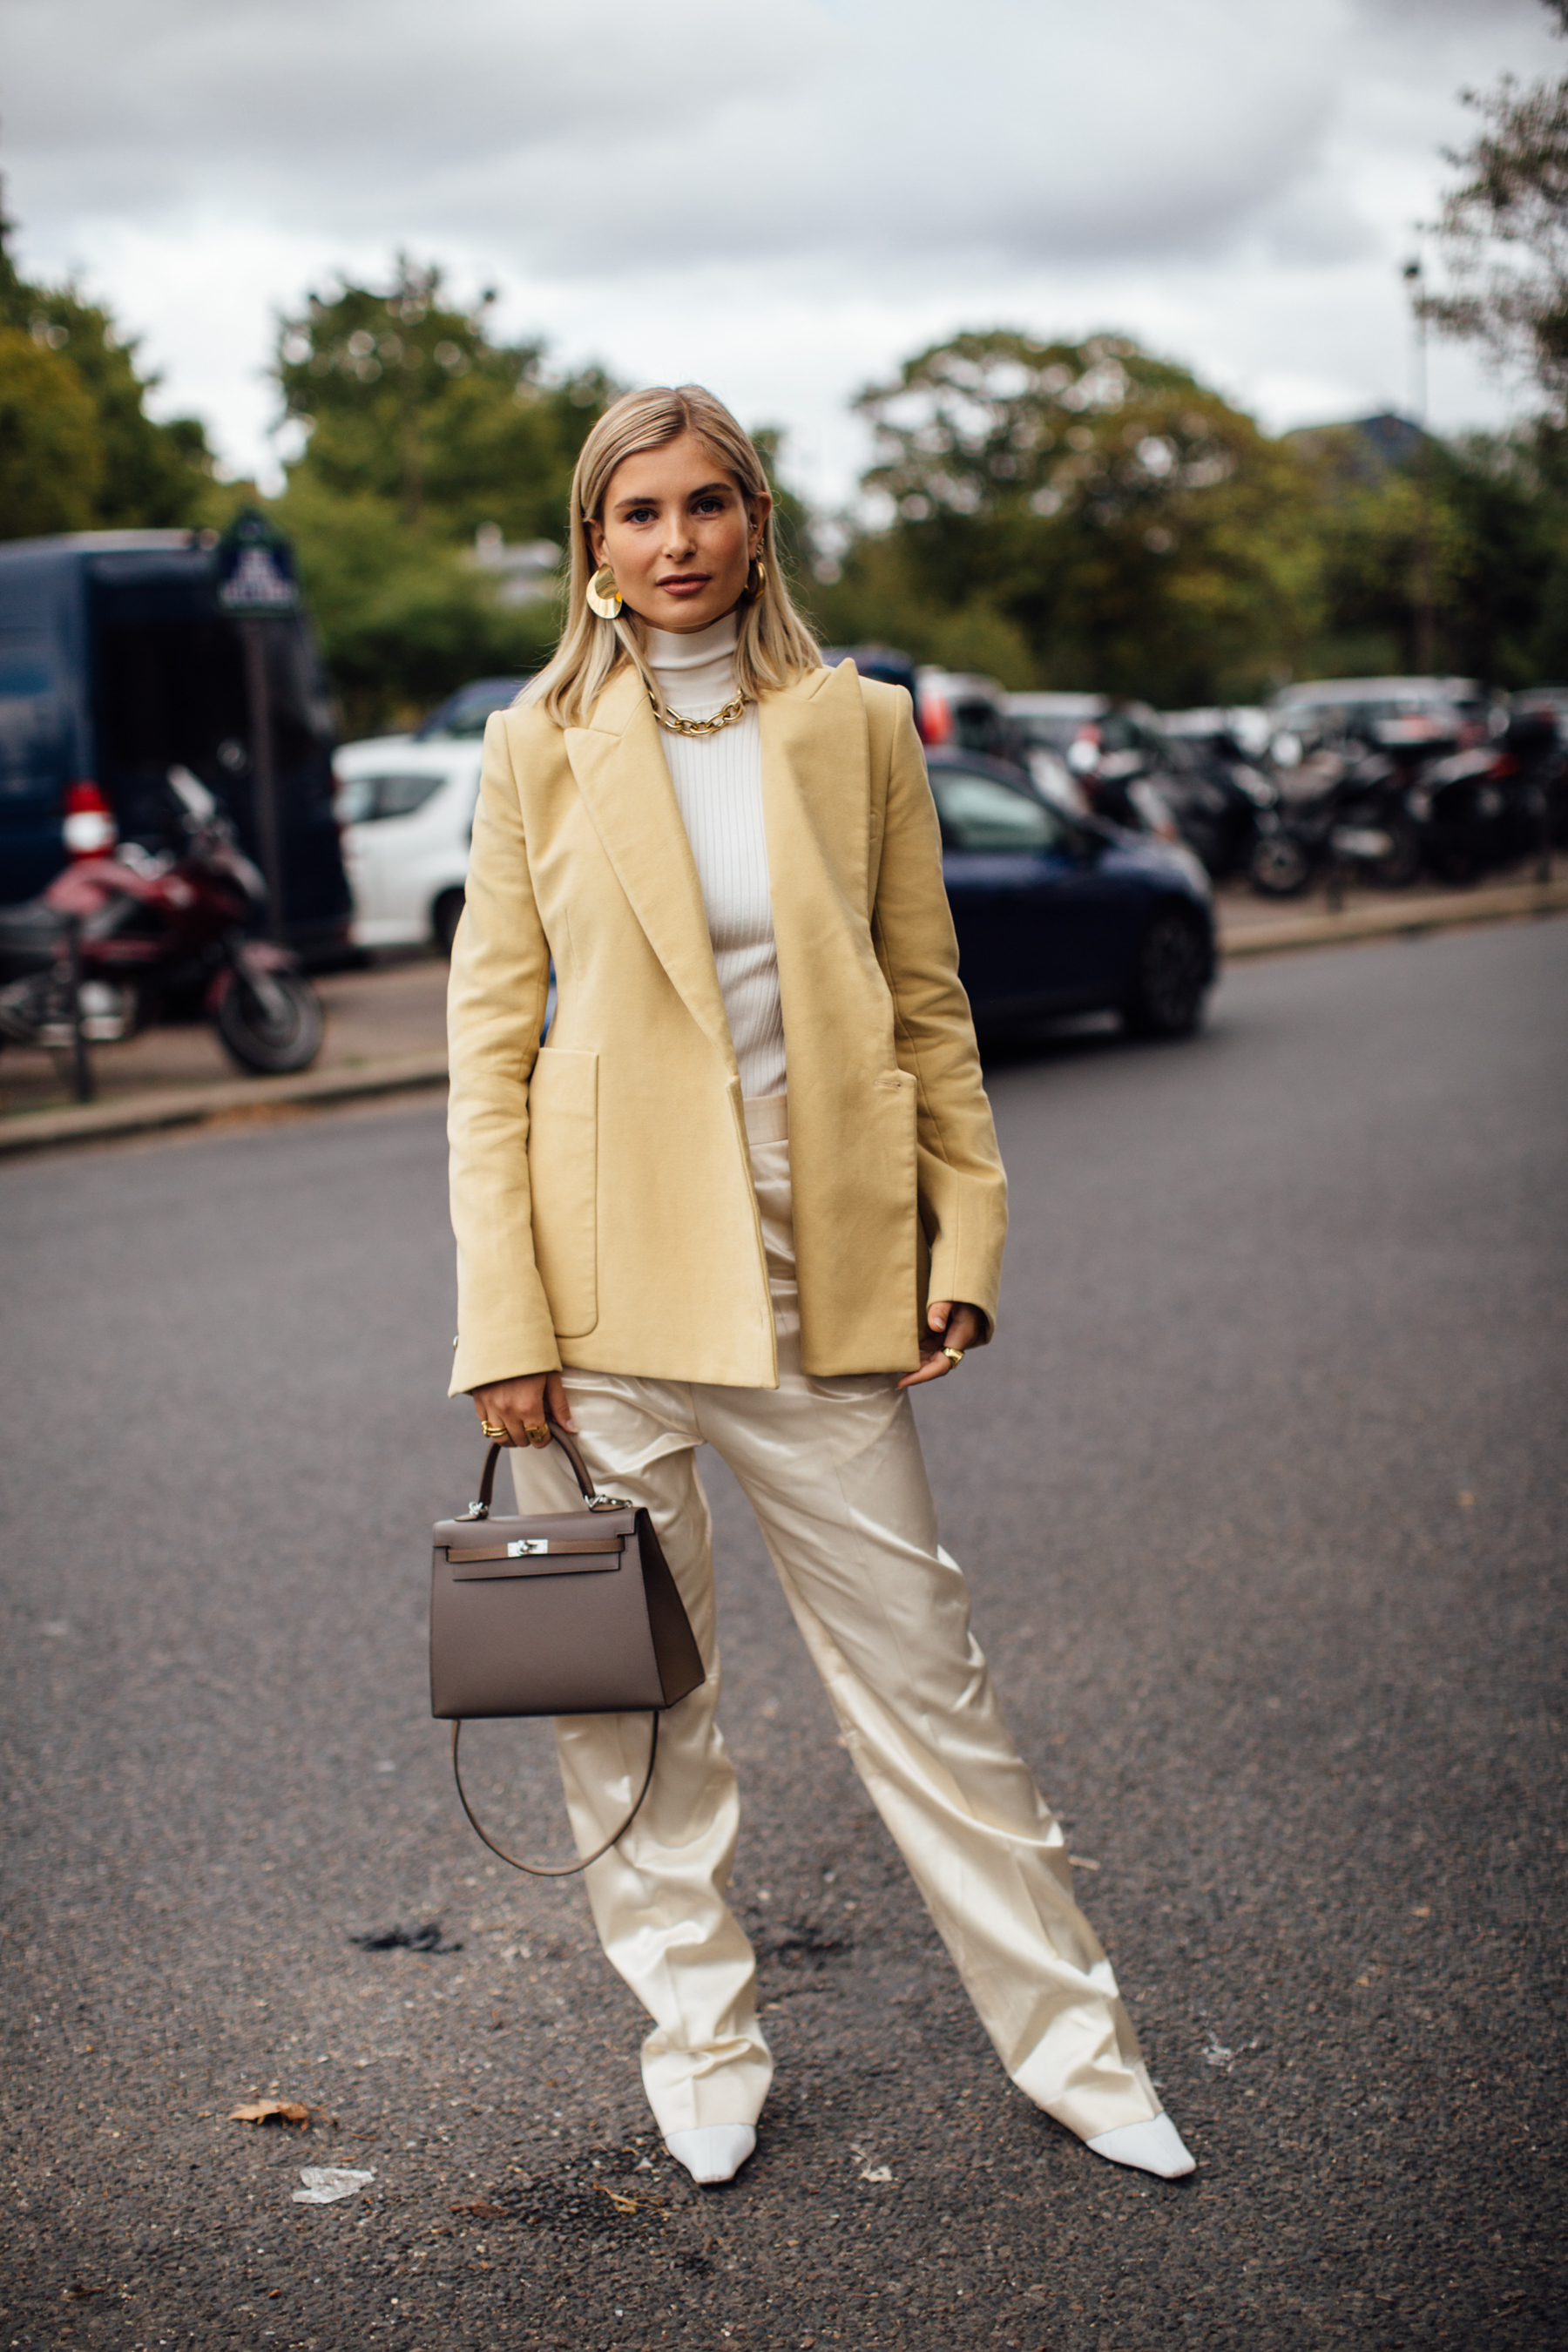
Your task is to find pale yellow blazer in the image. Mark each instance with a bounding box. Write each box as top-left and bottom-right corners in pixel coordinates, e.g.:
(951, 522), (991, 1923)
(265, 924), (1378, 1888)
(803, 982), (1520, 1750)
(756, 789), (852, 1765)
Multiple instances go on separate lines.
(446, 656), (1008, 1396)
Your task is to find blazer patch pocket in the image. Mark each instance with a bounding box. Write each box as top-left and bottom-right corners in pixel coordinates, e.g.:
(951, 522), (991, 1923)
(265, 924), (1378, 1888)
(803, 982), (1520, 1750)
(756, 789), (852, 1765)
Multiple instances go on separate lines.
(527, 1047), (598, 1338)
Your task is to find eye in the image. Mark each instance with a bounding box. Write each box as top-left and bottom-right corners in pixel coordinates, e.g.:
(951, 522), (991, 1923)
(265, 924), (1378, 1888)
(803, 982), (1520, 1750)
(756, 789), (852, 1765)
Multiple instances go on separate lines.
(625, 504), (658, 524)
(693, 494), (727, 514)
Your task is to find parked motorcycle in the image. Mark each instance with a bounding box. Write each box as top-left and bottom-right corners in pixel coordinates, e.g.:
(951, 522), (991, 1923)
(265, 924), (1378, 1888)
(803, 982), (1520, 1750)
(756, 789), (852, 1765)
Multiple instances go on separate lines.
(1248, 736), (1422, 898)
(0, 767), (324, 1079)
(1070, 720), (1278, 880)
(1407, 710), (1563, 883)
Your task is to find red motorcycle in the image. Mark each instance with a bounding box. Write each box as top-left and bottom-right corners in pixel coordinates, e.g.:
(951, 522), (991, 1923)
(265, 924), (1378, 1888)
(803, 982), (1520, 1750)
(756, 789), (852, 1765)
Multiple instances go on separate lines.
(0, 768), (323, 1081)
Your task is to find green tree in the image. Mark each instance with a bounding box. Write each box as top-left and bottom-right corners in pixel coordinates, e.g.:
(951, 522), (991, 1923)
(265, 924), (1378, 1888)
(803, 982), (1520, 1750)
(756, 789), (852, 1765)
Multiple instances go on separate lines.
(1424, 0), (1568, 418)
(272, 257), (615, 732)
(0, 191), (216, 535)
(0, 326), (104, 536)
(1284, 416), (1568, 685)
(819, 329), (1320, 704)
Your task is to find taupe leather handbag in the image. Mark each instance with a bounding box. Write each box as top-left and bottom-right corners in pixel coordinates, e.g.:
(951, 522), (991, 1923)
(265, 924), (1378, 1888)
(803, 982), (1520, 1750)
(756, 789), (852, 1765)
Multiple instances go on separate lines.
(429, 1422), (704, 1876)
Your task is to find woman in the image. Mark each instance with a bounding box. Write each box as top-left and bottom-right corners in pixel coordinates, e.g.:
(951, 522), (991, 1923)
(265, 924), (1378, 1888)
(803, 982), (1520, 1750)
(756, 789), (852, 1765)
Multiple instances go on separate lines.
(447, 384), (1193, 2187)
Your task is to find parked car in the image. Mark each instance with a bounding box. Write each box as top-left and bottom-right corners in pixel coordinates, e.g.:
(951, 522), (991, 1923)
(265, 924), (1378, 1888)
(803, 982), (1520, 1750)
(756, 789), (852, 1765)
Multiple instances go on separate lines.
(0, 530), (351, 961)
(928, 748), (1215, 1037)
(1268, 677), (1491, 753)
(334, 739), (482, 952)
(412, 678), (531, 741)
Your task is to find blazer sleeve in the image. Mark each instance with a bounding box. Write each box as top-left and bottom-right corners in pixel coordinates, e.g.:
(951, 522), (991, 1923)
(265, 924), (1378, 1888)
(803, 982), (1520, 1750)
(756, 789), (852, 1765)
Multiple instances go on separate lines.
(868, 693), (1009, 1341)
(446, 712), (561, 1396)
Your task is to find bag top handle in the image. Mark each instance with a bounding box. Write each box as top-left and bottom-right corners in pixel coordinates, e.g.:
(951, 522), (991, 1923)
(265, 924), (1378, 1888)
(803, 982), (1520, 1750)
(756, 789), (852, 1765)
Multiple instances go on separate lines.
(460, 1412), (630, 1520)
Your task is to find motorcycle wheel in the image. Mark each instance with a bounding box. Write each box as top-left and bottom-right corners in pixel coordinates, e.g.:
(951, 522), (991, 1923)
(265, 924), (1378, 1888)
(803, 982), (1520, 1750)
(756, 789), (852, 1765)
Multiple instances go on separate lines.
(1247, 833), (1312, 897)
(213, 967), (325, 1076)
(1367, 812), (1421, 889)
(1122, 908), (1211, 1038)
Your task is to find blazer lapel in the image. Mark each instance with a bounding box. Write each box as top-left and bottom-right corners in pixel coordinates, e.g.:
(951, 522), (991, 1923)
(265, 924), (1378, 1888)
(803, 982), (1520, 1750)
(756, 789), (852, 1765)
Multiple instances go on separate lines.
(760, 657), (872, 994)
(565, 666), (736, 1071)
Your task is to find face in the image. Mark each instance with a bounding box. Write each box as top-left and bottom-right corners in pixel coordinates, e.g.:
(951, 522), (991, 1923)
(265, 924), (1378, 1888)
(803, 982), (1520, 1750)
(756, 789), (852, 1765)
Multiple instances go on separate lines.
(587, 430), (770, 636)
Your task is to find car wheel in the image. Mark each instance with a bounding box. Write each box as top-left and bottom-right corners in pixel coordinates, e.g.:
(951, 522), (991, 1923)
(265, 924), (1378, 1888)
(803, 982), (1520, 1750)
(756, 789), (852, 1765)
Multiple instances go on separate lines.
(1124, 908), (1211, 1038)
(433, 888), (466, 957)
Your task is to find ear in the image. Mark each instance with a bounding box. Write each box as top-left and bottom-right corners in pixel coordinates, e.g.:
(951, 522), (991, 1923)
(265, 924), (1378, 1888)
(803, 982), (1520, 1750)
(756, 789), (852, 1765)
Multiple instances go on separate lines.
(585, 516), (605, 571)
(748, 488), (774, 545)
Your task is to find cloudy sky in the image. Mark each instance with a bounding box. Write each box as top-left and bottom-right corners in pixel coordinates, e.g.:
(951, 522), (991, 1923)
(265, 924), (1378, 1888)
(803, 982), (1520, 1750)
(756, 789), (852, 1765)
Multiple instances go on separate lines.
(2, 0), (1558, 509)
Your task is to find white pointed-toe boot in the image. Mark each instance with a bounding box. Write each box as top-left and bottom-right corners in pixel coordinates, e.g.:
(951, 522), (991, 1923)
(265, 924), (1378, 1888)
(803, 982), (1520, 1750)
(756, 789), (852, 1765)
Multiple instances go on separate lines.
(1085, 2114), (1196, 2179)
(664, 2126), (757, 2186)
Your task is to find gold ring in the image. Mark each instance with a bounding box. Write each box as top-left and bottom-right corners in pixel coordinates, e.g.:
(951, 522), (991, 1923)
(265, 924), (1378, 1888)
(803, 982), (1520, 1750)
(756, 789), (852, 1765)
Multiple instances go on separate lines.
(941, 1346), (964, 1366)
(524, 1423), (550, 1442)
(479, 1421), (507, 1440)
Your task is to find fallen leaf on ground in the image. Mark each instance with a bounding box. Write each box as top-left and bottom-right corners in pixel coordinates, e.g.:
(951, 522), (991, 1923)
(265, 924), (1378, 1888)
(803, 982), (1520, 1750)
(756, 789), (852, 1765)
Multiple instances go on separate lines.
(594, 2180), (640, 2213)
(229, 2100), (313, 2127)
(451, 2200), (506, 2219)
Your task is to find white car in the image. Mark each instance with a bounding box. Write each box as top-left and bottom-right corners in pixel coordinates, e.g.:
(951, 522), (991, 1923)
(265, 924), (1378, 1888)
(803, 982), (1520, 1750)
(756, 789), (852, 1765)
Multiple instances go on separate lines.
(333, 739), (483, 953)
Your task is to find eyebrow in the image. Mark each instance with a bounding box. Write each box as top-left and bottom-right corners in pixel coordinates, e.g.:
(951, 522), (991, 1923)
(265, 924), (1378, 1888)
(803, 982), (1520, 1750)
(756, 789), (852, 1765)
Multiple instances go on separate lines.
(612, 480), (734, 513)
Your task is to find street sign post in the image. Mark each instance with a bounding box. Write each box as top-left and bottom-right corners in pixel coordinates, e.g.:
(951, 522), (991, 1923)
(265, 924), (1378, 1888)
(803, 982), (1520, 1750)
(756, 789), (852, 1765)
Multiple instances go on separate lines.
(215, 511), (301, 943)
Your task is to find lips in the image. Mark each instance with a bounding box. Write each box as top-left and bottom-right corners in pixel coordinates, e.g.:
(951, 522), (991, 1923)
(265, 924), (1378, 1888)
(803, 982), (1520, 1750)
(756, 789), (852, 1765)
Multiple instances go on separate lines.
(658, 573), (710, 591)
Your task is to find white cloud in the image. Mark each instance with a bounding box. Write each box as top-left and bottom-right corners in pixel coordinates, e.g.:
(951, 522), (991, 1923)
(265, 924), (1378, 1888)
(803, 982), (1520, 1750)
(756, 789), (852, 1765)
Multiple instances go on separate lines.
(2, 0), (1559, 500)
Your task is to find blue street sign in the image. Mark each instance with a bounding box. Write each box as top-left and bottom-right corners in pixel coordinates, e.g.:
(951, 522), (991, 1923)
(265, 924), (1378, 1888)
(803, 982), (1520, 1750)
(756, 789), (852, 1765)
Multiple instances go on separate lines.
(216, 510), (300, 617)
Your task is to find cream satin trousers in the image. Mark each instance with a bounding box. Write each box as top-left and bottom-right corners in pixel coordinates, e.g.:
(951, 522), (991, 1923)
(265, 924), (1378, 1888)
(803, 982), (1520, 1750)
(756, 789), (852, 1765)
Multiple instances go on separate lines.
(509, 1098), (1159, 2145)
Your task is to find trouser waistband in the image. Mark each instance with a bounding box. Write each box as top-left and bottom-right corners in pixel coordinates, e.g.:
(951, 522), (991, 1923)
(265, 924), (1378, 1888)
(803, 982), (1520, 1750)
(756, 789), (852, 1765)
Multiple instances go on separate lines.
(743, 1093), (788, 1146)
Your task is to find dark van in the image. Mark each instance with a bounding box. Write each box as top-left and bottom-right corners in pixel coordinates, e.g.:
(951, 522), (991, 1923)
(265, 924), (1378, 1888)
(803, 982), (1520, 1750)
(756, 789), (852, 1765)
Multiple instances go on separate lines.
(0, 531), (351, 960)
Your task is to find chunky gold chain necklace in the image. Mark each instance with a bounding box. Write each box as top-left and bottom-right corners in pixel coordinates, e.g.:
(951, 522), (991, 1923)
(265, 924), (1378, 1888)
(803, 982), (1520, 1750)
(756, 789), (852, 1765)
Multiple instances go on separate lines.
(652, 691), (748, 738)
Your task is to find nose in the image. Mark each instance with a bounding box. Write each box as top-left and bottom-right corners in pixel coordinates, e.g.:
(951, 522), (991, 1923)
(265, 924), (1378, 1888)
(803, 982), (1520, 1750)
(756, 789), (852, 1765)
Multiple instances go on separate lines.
(661, 515), (696, 562)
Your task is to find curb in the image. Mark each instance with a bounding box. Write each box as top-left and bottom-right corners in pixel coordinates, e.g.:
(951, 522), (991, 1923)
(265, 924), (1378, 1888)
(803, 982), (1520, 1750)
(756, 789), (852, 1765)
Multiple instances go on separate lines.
(0, 1050), (449, 1161)
(1220, 875), (1567, 960)
(1, 878), (1563, 1162)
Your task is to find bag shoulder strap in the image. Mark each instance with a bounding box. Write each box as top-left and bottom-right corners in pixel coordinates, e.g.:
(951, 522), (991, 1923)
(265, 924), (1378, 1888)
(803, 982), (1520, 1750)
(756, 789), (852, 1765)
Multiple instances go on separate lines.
(449, 1713), (658, 1877)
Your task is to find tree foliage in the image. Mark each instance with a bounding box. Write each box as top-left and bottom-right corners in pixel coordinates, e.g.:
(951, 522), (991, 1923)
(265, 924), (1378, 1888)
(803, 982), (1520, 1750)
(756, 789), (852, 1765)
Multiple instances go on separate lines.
(0, 193), (216, 537)
(812, 330), (1320, 703)
(1424, 0), (1568, 418)
(808, 328), (1568, 699)
(271, 258), (615, 732)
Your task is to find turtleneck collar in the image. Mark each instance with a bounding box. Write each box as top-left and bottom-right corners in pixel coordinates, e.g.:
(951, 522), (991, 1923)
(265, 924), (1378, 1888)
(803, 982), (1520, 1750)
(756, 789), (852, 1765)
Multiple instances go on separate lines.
(643, 611), (740, 713)
(643, 612), (739, 670)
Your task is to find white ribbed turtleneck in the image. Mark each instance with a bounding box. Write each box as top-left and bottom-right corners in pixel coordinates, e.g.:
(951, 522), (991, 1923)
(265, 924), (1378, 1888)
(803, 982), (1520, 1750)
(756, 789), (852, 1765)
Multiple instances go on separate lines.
(644, 613), (786, 1101)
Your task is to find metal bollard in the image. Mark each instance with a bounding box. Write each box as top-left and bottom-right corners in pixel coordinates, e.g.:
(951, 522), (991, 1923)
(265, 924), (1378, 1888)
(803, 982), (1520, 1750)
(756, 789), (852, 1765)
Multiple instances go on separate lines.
(64, 915), (93, 1105)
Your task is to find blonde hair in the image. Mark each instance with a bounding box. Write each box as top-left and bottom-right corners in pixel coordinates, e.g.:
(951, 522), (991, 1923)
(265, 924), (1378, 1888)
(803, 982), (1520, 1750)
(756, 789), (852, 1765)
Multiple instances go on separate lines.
(524, 384), (822, 728)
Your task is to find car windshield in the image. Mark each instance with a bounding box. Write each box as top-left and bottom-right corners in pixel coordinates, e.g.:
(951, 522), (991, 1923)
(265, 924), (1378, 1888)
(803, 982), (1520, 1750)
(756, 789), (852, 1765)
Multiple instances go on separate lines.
(932, 767), (1067, 852)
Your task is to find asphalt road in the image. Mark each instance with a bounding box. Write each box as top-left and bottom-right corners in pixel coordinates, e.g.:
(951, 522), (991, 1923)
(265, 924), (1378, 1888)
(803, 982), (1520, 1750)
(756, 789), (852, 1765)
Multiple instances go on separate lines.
(3, 917), (1565, 2352)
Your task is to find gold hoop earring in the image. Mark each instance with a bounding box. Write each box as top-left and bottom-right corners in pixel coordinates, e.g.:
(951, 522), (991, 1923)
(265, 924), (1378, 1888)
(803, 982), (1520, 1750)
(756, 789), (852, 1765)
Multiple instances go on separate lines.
(746, 551), (767, 598)
(586, 564), (623, 620)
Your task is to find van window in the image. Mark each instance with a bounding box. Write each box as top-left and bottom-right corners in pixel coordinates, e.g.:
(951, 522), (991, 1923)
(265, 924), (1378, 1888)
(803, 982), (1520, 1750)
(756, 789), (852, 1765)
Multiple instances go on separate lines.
(0, 639), (65, 795)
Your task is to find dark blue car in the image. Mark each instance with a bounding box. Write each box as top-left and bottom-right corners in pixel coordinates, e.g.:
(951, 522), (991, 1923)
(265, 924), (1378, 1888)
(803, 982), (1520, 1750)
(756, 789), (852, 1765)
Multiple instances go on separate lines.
(927, 748), (1216, 1036)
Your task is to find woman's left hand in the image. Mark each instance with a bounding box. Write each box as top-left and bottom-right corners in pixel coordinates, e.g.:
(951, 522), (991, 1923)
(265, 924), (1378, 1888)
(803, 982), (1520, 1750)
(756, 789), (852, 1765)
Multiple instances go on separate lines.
(898, 1300), (986, 1389)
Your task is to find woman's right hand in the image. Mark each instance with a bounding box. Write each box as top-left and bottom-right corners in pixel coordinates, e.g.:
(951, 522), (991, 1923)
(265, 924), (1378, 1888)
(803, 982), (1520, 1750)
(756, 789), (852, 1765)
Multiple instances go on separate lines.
(470, 1371), (576, 1448)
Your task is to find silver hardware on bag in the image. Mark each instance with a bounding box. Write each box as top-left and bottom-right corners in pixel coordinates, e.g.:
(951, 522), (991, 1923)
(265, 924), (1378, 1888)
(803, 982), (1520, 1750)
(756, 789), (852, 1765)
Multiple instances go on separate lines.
(457, 1498), (490, 1523)
(507, 1537), (549, 1557)
(589, 1492), (634, 1512)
